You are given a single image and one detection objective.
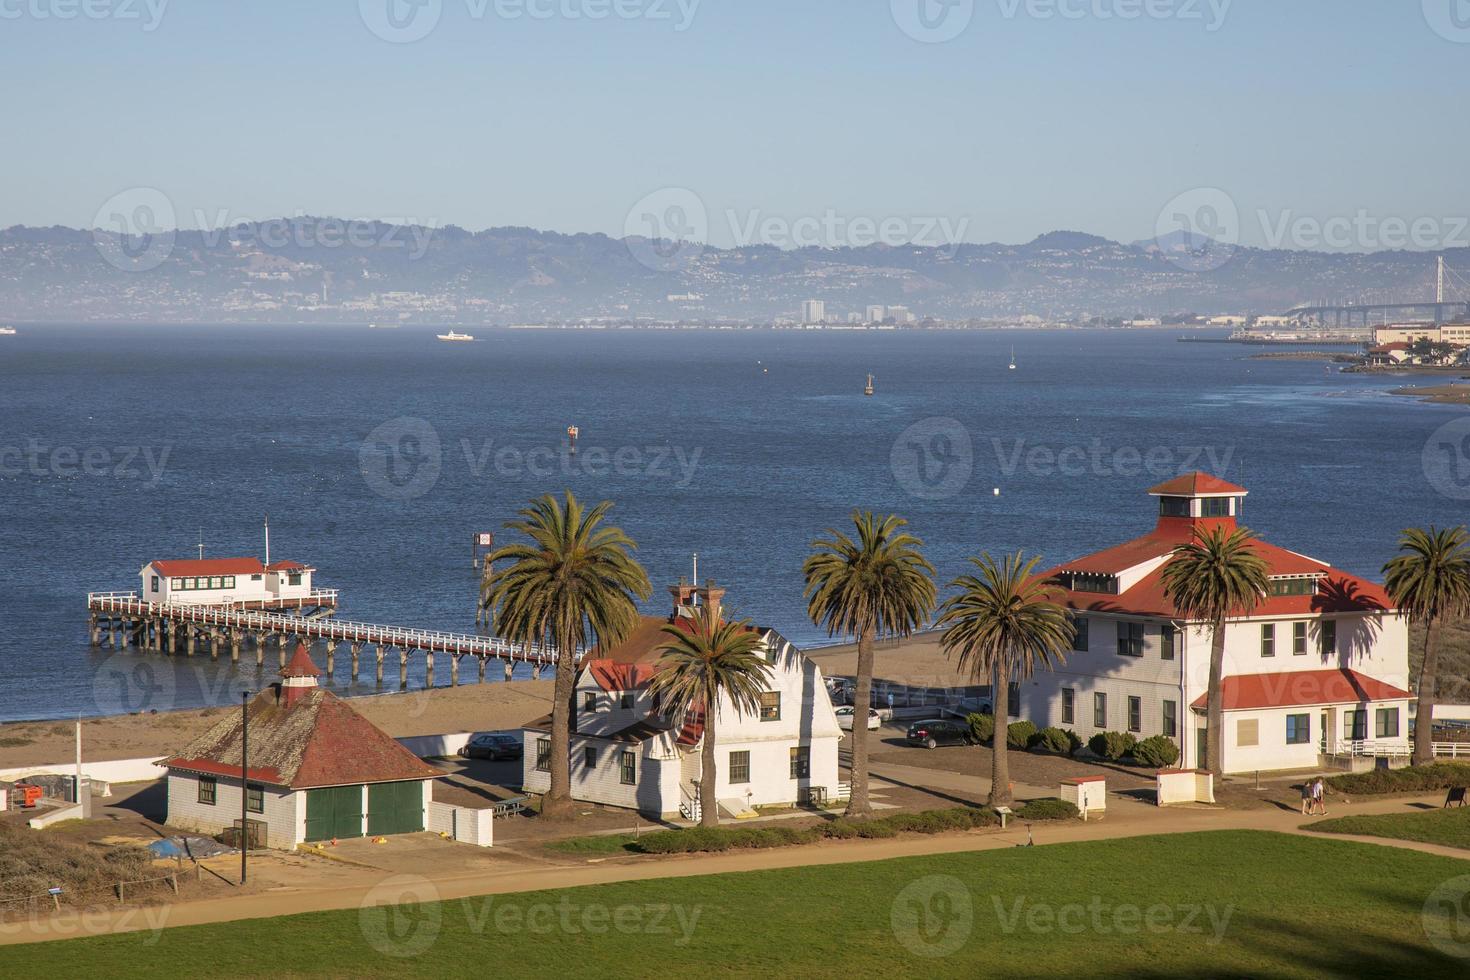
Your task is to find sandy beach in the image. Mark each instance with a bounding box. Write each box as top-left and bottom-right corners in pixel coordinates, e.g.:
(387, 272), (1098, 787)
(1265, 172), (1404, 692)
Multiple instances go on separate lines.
(0, 635), (979, 771)
(1391, 382), (1470, 404)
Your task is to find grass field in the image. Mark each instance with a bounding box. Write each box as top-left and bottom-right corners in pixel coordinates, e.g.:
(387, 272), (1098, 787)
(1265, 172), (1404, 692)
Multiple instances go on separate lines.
(7, 831), (1470, 978)
(1308, 807), (1470, 851)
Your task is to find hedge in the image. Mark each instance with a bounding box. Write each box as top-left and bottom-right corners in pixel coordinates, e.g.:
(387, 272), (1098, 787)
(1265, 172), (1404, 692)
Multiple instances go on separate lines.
(1015, 797), (1080, 820)
(1130, 735), (1181, 768)
(1006, 720), (1039, 750)
(1088, 731), (1136, 761)
(966, 712), (995, 744)
(1031, 726), (1081, 756)
(1327, 762), (1470, 796)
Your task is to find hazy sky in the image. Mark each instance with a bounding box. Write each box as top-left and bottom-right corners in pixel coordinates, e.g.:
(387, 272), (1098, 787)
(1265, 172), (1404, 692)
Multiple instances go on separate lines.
(4, 1), (1468, 249)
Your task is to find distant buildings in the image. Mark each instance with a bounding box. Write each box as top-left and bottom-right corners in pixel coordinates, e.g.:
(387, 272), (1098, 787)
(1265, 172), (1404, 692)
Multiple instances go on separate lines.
(1374, 322), (1470, 346)
(800, 299), (826, 324)
(866, 304), (886, 323)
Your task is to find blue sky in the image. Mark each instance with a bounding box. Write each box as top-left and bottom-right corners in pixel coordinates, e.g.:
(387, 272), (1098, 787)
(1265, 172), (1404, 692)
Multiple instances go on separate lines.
(4, 1), (1468, 248)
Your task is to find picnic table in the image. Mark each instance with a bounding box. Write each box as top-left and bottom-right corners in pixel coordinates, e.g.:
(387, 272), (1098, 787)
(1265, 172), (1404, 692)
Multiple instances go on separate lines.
(493, 795), (530, 817)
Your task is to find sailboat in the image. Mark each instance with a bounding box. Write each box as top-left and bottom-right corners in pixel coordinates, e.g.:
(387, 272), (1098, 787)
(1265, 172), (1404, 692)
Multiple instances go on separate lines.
(1008, 346), (1017, 370)
(864, 373), (875, 396)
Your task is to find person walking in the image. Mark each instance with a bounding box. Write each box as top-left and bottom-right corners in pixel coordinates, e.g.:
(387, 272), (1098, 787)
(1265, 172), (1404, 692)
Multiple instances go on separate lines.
(1300, 780), (1313, 815)
(1313, 777), (1329, 816)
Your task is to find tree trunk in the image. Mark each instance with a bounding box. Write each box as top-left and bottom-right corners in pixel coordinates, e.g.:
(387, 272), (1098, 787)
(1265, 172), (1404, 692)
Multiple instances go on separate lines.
(845, 623), (876, 817)
(542, 623), (576, 820)
(1205, 616), (1226, 776)
(1413, 617), (1439, 767)
(989, 659), (1012, 806)
(699, 704), (718, 827)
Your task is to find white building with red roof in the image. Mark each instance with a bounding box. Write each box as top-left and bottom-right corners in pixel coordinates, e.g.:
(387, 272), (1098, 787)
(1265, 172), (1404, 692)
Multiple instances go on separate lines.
(1024, 473), (1413, 774)
(140, 556), (329, 609)
(521, 581), (842, 819)
(164, 644), (442, 847)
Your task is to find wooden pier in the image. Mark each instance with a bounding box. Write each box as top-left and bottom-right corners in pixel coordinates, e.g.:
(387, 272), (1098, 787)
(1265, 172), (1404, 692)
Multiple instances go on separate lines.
(87, 592), (568, 688)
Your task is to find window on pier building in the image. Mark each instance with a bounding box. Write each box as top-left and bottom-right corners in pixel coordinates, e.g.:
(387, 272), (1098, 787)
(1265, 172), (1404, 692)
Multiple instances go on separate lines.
(1261, 623), (1276, 657)
(1158, 496), (1191, 518)
(1200, 497), (1233, 518)
(151, 575), (159, 592)
(1117, 621), (1144, 657)
(288, 572), (302, 586)
(171, 578), (184, 590)
(1071, 615), (1089, 652)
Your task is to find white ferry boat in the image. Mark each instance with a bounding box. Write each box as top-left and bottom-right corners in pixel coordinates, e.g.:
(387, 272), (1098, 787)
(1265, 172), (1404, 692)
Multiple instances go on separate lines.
(0, 326), (16, 335)
(437, 330), (474, 342)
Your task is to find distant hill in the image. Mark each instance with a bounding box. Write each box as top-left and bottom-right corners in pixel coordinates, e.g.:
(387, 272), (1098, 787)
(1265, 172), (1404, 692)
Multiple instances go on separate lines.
(0, 220), (1463, 323)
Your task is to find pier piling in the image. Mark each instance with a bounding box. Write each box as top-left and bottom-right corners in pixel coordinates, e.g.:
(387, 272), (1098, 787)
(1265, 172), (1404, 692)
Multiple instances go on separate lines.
(375, 644), (384, 685)
(350, 642), (360, 680)
(425, 650), (435, 689)
(450, 654), (459, 686)
(324, 640), (335, 680)
(504, 660), (514, 682)
(478, 656), (486, 683)
(399, 648), (408, 690)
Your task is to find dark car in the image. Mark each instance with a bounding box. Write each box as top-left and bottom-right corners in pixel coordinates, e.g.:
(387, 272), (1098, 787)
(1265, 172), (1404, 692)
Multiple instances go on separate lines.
(906, 718), (972, 749)
(459, 732), (524, 760)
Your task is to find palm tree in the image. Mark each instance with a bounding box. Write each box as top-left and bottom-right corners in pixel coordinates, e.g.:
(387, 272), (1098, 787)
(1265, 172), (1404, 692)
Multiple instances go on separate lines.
(935, 552), (1074, 807)
(481, 491), (651, 819)
(1161, 524), (1269, 776)
(803, 511), (935, 816)
(647, 603), (774, 827)
(1383, 525), (1470, 766)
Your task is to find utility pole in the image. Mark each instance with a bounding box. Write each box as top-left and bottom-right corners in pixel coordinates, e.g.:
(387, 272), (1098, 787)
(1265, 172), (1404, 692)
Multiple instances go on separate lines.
(240, 690), (249, 885)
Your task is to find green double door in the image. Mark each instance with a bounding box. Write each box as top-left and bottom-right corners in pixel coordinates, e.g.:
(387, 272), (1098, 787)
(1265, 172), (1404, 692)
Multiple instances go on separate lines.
(305, 785), (364, 841)
(305, 782), (424, 840)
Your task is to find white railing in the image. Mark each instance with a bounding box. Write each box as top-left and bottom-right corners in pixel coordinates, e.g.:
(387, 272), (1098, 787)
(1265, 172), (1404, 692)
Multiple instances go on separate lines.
(1432, 742), (1470, 760)
(1343, 739), (1413, 759)
(86, 593), (573, 664)
(679, 785), (701, 822)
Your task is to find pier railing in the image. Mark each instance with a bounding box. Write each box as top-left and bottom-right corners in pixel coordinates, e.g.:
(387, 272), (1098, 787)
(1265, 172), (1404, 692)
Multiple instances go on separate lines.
(87, 593), (570, 664)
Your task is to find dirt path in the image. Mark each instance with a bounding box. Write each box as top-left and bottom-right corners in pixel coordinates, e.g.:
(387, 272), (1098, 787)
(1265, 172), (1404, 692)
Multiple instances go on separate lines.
(2, 790), (1462, 947)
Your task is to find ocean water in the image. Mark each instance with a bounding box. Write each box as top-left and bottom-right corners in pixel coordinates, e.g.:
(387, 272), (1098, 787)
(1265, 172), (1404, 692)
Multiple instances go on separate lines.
(0, 324), (1465, 722)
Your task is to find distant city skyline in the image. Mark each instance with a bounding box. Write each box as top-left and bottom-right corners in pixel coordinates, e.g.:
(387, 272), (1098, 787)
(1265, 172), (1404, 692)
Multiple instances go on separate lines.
(2, 2), (1468, 252)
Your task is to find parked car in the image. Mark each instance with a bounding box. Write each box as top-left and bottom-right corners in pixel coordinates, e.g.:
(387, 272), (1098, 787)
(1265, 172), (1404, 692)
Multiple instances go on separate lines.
(906, 718), (972, 749)
(459, 732), (524, 760)
(835, 705), (881, 731)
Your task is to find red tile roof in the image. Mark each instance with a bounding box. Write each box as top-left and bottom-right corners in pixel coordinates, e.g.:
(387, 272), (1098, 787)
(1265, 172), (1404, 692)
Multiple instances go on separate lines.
(151, 558), (265, 577)
(165, 686), (442, 789)
(267, 560), (311, 572)
(1189, 669), (1413, 710)
(1148, 472), (1247, 496)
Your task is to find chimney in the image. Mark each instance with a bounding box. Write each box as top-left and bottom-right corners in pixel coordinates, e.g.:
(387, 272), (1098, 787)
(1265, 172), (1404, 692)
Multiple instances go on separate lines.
(696, 580), (725, 619)
(279, 642), (322, 707)
(668, 577), (698, 618)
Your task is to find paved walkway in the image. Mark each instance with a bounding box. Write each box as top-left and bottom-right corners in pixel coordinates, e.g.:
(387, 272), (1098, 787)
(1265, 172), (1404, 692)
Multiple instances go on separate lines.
(1, 787), (1463, 947)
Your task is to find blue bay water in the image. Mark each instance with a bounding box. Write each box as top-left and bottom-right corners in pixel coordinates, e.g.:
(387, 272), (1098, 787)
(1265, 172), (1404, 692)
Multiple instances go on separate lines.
(0, 324), (1464, 722)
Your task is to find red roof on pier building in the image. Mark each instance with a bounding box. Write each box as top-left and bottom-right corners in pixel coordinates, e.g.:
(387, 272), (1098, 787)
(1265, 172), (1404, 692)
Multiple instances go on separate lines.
(1037, 473), (1394, 619)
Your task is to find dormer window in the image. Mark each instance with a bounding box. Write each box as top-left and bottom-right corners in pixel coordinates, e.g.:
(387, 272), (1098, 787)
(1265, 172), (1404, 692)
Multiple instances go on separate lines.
(1064, 572), (1118, 595)
(1200, 497), (1234, 518)
(1268, 576), (1319, 597)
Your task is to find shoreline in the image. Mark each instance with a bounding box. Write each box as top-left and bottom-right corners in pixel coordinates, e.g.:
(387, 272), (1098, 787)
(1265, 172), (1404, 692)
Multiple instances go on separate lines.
(1390, 382), (1470, 404)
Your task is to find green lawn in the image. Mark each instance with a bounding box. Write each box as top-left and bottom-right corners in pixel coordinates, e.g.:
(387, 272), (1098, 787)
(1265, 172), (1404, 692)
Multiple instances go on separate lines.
(7, 831), (1470, 978)
(1308, 806), (1470, 851)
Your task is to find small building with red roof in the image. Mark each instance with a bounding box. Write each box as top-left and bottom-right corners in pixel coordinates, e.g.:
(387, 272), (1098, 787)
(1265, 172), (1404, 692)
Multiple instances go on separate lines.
(140, 556), (330, 611)
(521, 581), (842, 819)
(1022, 474), (1412, 774)
(164, 643), (442, 847)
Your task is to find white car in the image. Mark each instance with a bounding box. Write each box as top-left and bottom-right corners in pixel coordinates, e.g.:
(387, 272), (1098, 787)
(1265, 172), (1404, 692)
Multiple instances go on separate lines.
(835, 706), (881, 731)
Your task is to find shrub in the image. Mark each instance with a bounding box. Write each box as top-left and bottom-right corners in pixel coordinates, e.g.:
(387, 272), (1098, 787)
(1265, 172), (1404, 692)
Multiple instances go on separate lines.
(1031, 726), (1077, 755)
(1328, 762), (1470, 796)
(966, 712), (995, 744)
(1015, 797), (1080, 821)
(1088, 731), (1136, 761)
(1007, 720), (1038, 750)
(1130, 735), (1181, 768)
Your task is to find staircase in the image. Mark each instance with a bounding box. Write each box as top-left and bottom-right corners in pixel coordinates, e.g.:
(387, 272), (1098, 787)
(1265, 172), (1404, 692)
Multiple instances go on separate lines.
(679, 784), (701, 822)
